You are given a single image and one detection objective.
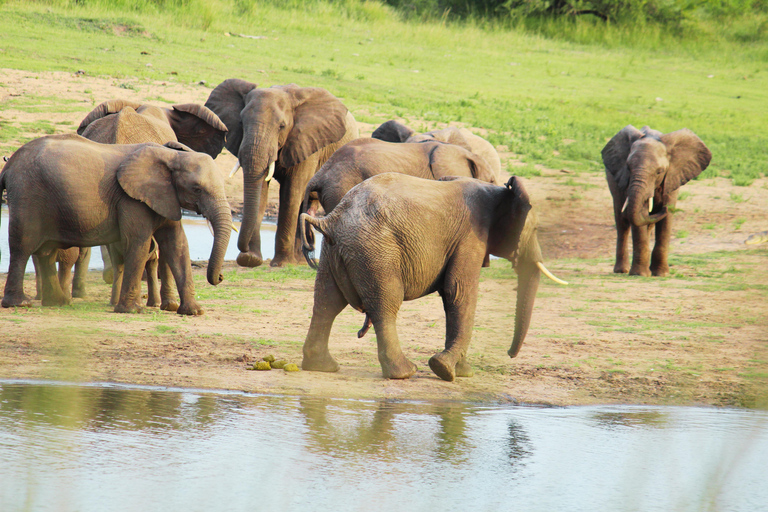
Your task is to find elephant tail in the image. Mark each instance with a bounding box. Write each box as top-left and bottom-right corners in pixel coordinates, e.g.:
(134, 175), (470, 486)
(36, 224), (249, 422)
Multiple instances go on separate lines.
(300, 213), (333, 270)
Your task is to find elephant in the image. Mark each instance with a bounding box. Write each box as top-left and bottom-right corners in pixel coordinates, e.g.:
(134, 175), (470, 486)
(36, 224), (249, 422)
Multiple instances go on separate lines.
(602, 125), (711, 276)
(299, 173), (567, 381)
(371, 120), (502, 177)
(0, 134), (232, 315)
(205, 79), (359, 268)
(75, 99), (228, 309)
(300, 137), (499, 265)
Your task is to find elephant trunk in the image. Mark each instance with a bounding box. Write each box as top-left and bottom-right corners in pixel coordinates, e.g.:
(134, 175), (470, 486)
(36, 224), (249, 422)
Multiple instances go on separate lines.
(625, 180), (667, 226)
(204, 199), (232, 285)
(237, 133), (276, 255)
(508, 229), (543, 358)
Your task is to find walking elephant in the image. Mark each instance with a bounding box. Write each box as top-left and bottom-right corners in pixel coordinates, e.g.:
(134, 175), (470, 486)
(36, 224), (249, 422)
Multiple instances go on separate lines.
(602, 125), (711, 276)
(1, 135), (232, 315)
(205, 79), (358, 267)
(300, 173), (567, 381)
(300, 137), (499, 266)
(371, 120), (502, 177)
(75, 99), (228, 309)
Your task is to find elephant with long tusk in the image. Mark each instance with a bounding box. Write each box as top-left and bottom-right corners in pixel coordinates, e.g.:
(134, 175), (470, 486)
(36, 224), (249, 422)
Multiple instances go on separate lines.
(300, 173), (566, 382)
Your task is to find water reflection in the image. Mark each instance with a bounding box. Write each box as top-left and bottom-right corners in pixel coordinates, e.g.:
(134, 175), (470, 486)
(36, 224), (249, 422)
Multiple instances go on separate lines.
(1, 380), (766, 512)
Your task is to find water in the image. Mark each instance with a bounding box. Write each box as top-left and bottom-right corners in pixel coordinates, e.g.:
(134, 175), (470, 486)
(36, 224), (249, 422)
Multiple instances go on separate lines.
(0, 205), (287, 273)
(0, 380), (766, 512)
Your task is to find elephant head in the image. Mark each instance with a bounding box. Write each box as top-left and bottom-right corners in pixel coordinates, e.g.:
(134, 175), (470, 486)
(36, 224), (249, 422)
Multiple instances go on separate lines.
(77, 99), (228, 158)
(116, 142), (232, 286)
(427, 141), (498, 185)
(602, 125), (712, 227)
(205, 79), (350, 265)
(487, 176), (565, 358)
(371, 119), (414, 142)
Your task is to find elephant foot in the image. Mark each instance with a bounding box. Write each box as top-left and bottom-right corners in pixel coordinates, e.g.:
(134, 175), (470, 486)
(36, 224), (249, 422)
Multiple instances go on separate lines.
(41, 295), (72, 307)
(651, 265), (670, 277)
(629, 266), (652, 277)
(114, 303), (143, 314)
(301, 351), (340, 373)
(72, 288), (87, 299)
(237, 251), (263, 268)
(455, 358), (474, 378)
(613, 264), (629, 274)
(160, 300), (179, 312)
(270, 254), (296, 267)
(428, 352), (457, 382)
(2, 293), (32, 308)
(177, 302), (204, 316)
(381, 357), (418, 380)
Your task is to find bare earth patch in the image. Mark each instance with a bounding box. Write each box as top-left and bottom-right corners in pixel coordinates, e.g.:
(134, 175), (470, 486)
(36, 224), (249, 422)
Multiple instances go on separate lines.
(1, 69), (766, 407)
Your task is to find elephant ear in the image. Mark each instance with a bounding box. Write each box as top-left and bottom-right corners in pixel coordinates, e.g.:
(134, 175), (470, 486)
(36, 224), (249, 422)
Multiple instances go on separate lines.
(371, 120), (414, 143)
(425, 127), (473, 152)
(279, 85), (349, 169)
(165, 103), (228, 159)
(429, 143), (496, 184)
(602, 125), (644, 191)
(661, 129), (712, 194)
(117, 144), (182, 221)
(494, 176), (533, 259)
(204, 78), (258, 157)
(77, 99), (143, 136)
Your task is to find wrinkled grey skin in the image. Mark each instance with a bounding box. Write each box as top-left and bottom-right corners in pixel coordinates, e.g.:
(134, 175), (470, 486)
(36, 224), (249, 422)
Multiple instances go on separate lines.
(76, 99), (228, 310)
(0, 135), (231, 315)
(300, 137), (499, 265)
(372, 120), (502, 177)
(205, 79), (358, 267)
(300, 173), (545, 382)
(602, 125), (711, 276)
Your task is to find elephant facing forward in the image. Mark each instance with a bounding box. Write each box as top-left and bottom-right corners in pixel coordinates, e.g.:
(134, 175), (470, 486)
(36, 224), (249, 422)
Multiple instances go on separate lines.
(1, 135), (231, 315)
(205, 79), (358, 267)
(602, 125), (711, 276)
(300, 173), (566, 381)
(300, 137), (499, 265)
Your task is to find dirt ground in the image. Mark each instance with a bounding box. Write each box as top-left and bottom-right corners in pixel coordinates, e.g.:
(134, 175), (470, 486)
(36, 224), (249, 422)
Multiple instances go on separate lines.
(1, 69), (767, 407)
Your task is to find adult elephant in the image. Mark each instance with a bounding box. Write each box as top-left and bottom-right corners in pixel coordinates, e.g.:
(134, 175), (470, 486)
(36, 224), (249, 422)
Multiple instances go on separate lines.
(371, 120), (502, 177)
(205, 79), (359, 267)
(602, 125), (711, 277)
(76, 99), (228, 309)
(1, 135), (231, 315)
(300, 137), (499, 266)
(300, 174), (567, 381)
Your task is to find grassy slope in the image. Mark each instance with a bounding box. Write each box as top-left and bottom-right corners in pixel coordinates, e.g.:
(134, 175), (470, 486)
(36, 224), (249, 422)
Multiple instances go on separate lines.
(0, 1), (766, 183)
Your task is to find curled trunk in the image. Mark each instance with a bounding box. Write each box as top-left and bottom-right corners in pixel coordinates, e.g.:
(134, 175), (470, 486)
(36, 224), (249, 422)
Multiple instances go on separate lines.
(625, 182), (667, 226)
(204, 200), (232, 285)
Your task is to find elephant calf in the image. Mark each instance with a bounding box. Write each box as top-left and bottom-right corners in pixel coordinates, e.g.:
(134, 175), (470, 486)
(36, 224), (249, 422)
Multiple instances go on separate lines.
(0, 134), (232, 314)
(300, 173), (566, 382)
(300, 137), (499, 264)
(602, 125), (711, 276)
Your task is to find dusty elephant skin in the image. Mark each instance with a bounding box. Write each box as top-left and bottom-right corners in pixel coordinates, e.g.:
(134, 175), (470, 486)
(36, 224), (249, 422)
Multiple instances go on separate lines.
(602, 125), (712, 277)
(204, 79), (359, 268)
(371, 119), (502, 178)
(300, 173), (564, 382)
(0, 135), (231, 315)
(77, 99), (228, 311)
(300, 137), (499, 265)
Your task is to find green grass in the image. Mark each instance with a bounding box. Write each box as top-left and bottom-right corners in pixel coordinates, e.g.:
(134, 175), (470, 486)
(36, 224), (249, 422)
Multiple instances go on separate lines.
(0, 1), (766, 185)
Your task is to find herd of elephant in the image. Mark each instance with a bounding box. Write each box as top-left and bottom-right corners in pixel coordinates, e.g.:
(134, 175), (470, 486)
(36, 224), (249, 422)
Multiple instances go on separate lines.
(0, 77), (712, 381)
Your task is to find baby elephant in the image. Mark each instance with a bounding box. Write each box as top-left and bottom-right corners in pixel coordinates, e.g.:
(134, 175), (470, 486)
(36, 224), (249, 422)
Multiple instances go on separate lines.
(1, 134), (232, 314)
(300, 137), (498, 264)
(300, 173), (566, 381)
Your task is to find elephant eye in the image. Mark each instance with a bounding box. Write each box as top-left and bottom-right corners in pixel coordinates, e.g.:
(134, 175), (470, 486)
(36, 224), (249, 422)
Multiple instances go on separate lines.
(193, 186), (203, 195)
(279, 122), (287, 130)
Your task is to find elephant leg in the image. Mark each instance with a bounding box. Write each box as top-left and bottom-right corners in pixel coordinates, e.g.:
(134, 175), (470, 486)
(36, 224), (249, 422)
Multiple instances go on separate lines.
(302, 257), (347, 373)
(38, 250), (70, 307)
(272, 173), (308, 267)
(101, 245), (114, 284)
(114, 238), (151, 313)
(2, 218), (33, 307)
(370, 311), (417, 379)
(629, 224), (652, 277)
(72, 247), (90, 298)
(429, 260), (480, 382)
(607, 175), (631, 273)
(651, 194), (675, 277)
(107, 244), (124, 307)
(57, 259), (74, 302)
(32, 254), (43, 301)
(154, 224), (202, 316)
(157, 253), (178, 312)
(145, 254), (161, 308)
(236, 180), (270, 268)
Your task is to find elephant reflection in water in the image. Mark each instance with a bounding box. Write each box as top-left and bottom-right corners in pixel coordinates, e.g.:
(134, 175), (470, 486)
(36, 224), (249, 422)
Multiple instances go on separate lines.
(298, 399), (472, 462)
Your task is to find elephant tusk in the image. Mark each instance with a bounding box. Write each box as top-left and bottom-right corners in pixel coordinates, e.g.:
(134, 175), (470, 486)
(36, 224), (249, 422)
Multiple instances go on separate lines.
(649, 197), (654, 213)
(229, 160), (241, 178)
(231, 222), (239, 233)
(621, 197), (629, 213)
(536, 262), (568, 285)
(265, 161), (275, 182)
(206, 220), (215, 236)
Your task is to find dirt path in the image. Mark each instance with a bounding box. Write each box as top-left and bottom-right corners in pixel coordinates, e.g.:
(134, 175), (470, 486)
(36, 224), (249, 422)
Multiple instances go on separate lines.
(1, 69), (767, 407)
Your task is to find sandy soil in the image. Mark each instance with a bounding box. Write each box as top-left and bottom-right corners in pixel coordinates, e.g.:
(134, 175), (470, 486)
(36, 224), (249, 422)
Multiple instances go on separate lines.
(1, 69), (767, 407)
